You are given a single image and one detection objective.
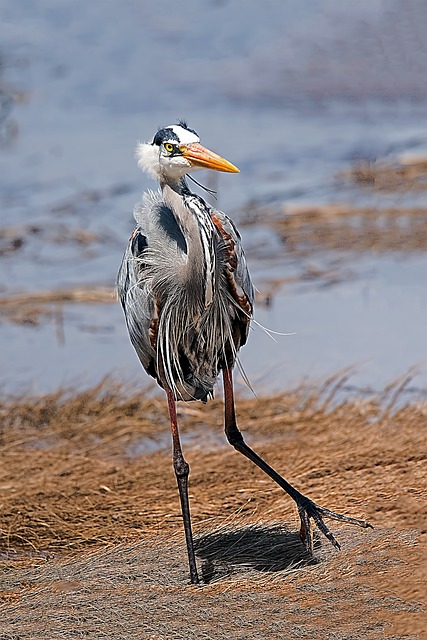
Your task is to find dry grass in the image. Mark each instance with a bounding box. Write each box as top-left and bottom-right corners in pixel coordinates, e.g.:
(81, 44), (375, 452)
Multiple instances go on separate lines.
(0, 286), (115, 326)
(1, 526), (424, 640)
(341, 155), (427, 192)
(268, 204), (427, 255)
(0, 380), (426, 638)
(239, 155), (427, 257)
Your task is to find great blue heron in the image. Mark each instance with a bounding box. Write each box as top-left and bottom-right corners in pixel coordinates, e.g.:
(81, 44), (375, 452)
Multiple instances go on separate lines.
(117, 122), (371, 584)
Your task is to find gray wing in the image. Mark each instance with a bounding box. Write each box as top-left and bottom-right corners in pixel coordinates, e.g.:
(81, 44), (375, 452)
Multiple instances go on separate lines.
(117, 189), (190, 381)
(117, 227), (157, 379)
(210, 207), (254, 347)
(212, 208), (253, 304)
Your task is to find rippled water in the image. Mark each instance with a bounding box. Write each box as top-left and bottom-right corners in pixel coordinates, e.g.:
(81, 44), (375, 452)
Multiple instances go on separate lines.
(1, 0), (426, 395)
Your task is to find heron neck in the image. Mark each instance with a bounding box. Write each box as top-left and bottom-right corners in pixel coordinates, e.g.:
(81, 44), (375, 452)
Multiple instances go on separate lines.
(161, 180), (202, 238)
(161, 180), (215, 307)
(159, 175), (190, 195)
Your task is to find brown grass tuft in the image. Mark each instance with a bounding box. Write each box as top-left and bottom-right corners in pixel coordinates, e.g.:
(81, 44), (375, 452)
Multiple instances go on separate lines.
(0, 379), (425, 638)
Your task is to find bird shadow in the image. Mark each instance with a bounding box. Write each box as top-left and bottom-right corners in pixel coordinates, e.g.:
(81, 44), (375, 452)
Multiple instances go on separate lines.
(194, 523), (320, 584)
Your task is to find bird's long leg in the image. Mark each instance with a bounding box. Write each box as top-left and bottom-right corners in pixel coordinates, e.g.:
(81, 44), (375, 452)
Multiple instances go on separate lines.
(222, 369), (372, 556)
(166, 390), (199, 584)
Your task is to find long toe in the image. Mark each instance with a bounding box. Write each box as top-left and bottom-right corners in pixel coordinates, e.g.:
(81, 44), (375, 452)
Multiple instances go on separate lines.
(296, 495), (372, 555)
(315, 504), (373, 530)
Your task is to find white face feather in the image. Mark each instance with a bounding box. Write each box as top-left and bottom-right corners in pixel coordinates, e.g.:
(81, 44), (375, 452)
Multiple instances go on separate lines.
(135, 142), (161, 178)
(135, 124), (200, 181)
(168, 125), (199, 145)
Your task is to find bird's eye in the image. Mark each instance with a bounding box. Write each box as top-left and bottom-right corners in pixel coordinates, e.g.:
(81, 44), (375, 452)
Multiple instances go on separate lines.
(164, 143), (174, 153)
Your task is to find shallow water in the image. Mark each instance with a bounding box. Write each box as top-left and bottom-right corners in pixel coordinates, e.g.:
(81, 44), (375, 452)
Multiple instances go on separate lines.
(1, 0), (426, 395)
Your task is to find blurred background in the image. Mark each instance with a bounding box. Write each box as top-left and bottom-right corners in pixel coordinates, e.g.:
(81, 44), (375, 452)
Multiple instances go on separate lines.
(1, 0), (426, 396)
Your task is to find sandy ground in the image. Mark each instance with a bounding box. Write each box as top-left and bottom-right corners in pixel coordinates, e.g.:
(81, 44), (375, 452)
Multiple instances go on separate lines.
(0, 380), (425, 639)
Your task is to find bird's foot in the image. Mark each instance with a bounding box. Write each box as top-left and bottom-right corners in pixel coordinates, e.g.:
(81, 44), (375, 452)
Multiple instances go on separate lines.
(296, 495), (373, 556)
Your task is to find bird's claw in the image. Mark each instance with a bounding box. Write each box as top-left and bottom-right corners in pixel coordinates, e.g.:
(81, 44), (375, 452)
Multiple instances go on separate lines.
(296, 495), (373, 556)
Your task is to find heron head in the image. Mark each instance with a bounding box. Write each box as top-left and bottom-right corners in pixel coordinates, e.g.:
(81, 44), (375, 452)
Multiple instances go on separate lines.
(136, 121), (239, 181)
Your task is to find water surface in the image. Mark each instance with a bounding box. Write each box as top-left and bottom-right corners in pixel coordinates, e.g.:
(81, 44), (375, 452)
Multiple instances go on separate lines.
(1, 0), (426, 395)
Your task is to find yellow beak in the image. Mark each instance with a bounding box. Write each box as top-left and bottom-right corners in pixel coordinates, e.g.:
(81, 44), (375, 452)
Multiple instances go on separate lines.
(181, 143), (239, 173)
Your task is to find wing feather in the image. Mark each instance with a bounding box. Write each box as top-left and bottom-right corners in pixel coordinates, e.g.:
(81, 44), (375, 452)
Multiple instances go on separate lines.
(210, 208), (254, 346)
(117, 228), (157, 377)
